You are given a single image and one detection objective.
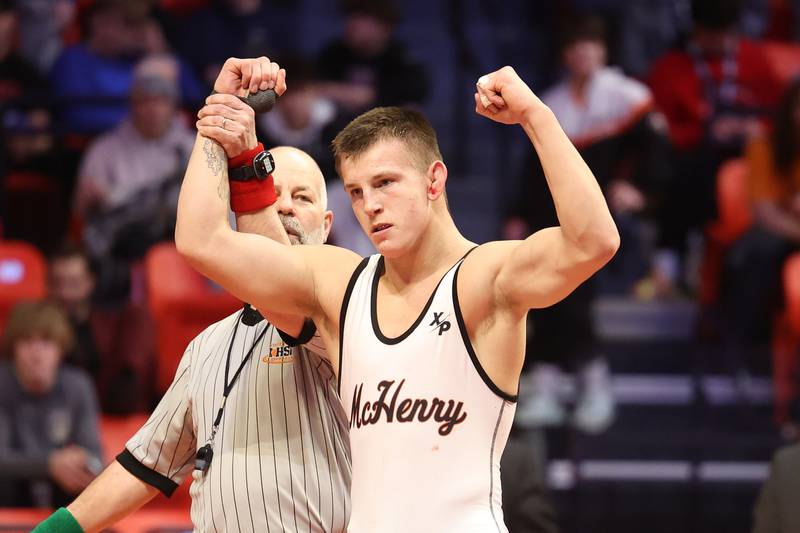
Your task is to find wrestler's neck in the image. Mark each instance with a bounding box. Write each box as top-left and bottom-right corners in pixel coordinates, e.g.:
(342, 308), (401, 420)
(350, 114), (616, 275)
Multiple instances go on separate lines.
(382, 207), (472, 287)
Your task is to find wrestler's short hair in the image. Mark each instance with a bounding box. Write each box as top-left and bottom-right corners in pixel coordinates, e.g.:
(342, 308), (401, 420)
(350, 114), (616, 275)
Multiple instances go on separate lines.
(331, 106), (443, 175)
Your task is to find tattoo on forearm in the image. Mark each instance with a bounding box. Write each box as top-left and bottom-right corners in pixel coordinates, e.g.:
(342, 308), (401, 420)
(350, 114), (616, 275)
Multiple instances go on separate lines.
(203, 139), (229, 201)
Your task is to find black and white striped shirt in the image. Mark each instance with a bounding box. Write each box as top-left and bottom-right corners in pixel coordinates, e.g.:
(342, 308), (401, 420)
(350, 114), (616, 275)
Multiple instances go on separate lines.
(118, 308), (351, 532)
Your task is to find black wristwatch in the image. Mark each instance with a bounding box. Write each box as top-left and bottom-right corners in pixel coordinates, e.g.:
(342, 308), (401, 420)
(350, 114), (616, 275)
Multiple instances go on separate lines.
(229, 150), (275, 181)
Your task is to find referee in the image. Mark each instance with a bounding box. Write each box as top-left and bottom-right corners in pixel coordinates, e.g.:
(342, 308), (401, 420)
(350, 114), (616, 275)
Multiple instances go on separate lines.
(33, 67), (351, 532)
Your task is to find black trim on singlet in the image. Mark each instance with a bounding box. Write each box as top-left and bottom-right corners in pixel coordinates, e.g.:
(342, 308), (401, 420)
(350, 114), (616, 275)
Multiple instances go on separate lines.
(370, 256), (448, 345)
(337, 256), (371, 393)
(277, 318), (317, 346)
(116, 449), (179, 496)
(489, 402), (506, 533)
(452, 254), (519, 403)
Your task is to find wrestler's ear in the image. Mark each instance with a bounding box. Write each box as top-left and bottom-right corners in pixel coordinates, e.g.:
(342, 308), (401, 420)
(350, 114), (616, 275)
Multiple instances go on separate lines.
(426, 161), (447, 201)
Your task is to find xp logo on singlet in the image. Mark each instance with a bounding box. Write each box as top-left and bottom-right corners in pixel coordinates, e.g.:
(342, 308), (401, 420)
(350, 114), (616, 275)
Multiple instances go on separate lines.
(429, 311), (451, 336)
(262, 343), (294, 365)
(350, 379), (468, 436)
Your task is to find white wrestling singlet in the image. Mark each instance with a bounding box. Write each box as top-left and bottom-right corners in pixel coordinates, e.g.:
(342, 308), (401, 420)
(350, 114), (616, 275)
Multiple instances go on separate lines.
(339, 253), (517, 533)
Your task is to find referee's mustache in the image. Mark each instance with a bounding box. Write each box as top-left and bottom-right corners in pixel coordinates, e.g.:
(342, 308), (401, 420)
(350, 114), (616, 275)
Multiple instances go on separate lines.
(279, 214), (306, 244)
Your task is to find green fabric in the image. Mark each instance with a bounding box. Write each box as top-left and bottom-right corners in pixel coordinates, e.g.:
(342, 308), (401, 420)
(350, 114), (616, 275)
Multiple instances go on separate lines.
(31, 507), (84, 533)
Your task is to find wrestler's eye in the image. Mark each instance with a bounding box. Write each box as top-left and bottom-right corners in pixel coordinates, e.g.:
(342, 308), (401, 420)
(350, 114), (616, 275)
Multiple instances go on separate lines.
(377, 178), (392, 188)
(349, 188), (363, 200)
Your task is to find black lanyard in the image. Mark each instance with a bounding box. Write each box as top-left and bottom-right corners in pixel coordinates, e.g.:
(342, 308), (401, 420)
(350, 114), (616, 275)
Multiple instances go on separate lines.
(195, 309), (268, 472)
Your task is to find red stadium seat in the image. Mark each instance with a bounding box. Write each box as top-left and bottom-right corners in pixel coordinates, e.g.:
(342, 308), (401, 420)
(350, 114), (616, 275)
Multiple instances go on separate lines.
(699, 158), (753, 306)
(144, 242), (241, 393)
(762, 42), (800, 84)
(774, 254), (800, 424)
(99, 414), (151, 465)
(0, 240), (47, 331)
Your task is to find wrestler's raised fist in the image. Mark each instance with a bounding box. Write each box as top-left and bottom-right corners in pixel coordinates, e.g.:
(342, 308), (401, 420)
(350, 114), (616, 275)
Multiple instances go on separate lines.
(473, 66), (544, 126)
(213, 57), (287, 98)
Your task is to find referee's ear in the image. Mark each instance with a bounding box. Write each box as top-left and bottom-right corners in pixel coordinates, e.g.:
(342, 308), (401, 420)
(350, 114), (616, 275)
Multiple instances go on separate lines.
(321, 210), (334, 243)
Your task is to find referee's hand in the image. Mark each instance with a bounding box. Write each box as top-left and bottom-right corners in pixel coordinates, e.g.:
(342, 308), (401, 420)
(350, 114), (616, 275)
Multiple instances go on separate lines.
(214, 56), (287, 98)
(197, 93), (258, 159)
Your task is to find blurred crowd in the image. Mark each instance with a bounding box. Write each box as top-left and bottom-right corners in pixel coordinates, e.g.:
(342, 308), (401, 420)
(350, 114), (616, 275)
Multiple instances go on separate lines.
(1, 0), (800, 521)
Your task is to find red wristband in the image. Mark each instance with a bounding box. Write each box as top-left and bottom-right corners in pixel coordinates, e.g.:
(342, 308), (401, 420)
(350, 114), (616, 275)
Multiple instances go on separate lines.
(228, 142), (264, 168)
(229, 175), (277, 213)
(227, 142), (277, 213)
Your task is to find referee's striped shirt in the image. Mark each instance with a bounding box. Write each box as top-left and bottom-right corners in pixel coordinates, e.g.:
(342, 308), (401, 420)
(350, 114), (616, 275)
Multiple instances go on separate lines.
(118, 307), (351, 532)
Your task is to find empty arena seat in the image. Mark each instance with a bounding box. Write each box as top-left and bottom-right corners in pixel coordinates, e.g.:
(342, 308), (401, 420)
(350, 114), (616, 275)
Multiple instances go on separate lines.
(774, 254), (800, 424)
(144, 242), (241, 393)
(0, 240), (47, 331)
(699, 158), (752, 306)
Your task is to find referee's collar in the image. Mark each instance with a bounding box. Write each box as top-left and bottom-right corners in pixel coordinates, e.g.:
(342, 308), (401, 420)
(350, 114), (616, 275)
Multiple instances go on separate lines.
(241, 304), (265, 326)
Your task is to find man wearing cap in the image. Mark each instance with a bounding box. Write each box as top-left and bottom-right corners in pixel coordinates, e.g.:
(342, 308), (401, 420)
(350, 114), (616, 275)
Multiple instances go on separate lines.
(73, 53), (195, 306)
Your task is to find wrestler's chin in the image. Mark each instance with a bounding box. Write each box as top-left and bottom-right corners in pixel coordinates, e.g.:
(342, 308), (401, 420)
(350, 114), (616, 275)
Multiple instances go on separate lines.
(372, 234), (405, 259)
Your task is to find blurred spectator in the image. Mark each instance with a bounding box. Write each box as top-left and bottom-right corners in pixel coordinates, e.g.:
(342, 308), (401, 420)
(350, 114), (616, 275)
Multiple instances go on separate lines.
(48, 0), (203, 138)
(0, 0), (49, 107)
(721, 79), (800, 378)
(752, 443), (800, 533)
(257, 55), (338, 177)
(647, 0), (783, 291)
(73, 54), (194, 306)
(48, 0), (147, 137)
(170, 0), (296, 87)
(48, 244), (156, 414)
(316, 0), (429, 114)
(506, 15), (670, 434)
(0, 300), (102, 508)
(13, 0), (76, 75)
(0, 101), (72, 253)
(618, 0), (692, 78)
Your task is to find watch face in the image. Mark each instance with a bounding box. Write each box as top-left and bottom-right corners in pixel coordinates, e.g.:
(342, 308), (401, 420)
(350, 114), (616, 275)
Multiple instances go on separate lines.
(254, 151), (275, 177)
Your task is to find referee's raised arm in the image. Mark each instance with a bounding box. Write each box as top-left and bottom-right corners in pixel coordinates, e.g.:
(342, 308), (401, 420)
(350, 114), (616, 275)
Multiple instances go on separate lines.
(174, 57), (359, 336)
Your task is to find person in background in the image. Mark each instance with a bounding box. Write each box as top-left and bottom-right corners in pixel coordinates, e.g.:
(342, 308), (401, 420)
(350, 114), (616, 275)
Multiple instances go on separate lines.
(49, 0), (202, 138)
(647, 0), (783, 293)
(721, 79), (800, 393)
(48, 244), (156, 414)
(0, 0), (49, 107)
(257, 55), (338, 178)
(73, 53), (195, 306)
(171, 0), (297, 87)
(506, 14), (666, 434)
(316, 0), (429, 115)
(0, 101), (71, 253)
(0, 300), (102, 508)
(13, 0), (76, 75)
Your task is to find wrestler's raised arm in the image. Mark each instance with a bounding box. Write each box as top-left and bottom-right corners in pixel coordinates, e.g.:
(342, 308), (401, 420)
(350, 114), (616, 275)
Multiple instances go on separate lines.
(175, 57), (360, 329)
(469, 66), (620, 315)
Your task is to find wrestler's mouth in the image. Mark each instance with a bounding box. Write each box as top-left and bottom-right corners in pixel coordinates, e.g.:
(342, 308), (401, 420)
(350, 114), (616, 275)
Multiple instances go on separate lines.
(371, 223), (392, 234)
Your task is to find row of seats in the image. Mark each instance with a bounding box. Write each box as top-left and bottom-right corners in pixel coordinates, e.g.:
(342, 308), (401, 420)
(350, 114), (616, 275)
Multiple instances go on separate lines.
(702, 158), (800, 424)
(0, 240), (241, 394)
